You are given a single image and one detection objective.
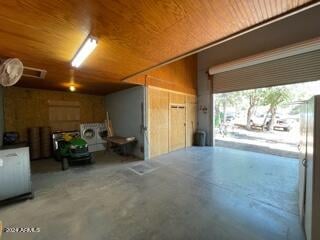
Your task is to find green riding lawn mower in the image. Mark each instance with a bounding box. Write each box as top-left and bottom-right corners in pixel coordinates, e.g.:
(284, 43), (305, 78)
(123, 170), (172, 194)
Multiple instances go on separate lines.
(53, 132), (94, 170)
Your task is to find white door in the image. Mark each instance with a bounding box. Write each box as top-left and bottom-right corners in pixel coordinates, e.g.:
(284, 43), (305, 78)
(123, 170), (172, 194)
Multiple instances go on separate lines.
(170, 105), (186, 151)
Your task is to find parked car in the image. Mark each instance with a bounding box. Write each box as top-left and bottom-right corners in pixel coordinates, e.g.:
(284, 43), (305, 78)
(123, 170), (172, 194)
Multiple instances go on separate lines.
(225, 112), (239, 123)
(250, 114), (267, 128)
(250, 114), (293, 131)
(226, 115), (235, 123)
(273, 118), (293, 131)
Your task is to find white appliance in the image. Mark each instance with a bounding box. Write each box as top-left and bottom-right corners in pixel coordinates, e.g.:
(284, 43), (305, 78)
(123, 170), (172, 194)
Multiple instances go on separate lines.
(0, 146), (33, 202)
(80, 123), (107, 152)
(96, 123), (107, 144)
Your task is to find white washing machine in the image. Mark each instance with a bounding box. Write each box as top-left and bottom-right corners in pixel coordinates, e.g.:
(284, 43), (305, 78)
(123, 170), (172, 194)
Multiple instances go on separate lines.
(80, 123), (106, 152)
(96, 123), (107, 144)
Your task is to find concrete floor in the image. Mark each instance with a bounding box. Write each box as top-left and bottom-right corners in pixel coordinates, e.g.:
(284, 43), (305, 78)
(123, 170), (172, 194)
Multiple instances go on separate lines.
(0, 147), (304, 240)
(215, 125), (300, 158)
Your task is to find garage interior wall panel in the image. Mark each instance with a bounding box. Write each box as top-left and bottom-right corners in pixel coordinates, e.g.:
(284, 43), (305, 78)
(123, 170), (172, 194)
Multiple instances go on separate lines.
(186, 95), (197, 147)
(148, 88), (169, 158)
(128, 55), (197, 95)
(4, 87), (105, 141)
(105, 86), (145, 159)
(131, 54), (197, 158)
(148, 87), (197, 158)
(48, 100), (81, 132)
(212, 50), (320, 93)
(170, 92), (186, 105)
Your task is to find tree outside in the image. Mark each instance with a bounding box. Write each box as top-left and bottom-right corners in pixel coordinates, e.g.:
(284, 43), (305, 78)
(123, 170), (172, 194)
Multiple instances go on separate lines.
(261, 87), (293, 131)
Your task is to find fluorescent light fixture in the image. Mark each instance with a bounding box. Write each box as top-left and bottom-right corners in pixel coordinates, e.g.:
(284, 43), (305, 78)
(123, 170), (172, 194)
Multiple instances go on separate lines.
(71, 36), (97, 68)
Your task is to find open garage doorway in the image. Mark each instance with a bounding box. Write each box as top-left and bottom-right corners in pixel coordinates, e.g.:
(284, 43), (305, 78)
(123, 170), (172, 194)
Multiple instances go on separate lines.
(212, 80), (320, 239)
(213, 80), (320, 159)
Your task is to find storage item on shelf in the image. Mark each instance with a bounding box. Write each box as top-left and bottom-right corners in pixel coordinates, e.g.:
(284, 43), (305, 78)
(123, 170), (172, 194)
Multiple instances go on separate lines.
(3, 132), (19, 145)
(40, 127), (52, 158)
(28, 127), (41, 160)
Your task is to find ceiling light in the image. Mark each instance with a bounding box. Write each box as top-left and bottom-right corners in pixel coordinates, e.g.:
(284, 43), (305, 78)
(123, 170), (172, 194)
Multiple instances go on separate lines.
(69, 85), (76, 92)
(71, 36), (97, 68)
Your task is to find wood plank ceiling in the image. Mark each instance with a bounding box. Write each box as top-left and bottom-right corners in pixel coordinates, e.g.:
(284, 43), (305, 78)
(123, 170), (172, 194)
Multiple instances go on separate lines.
(0, 0), (314, 94)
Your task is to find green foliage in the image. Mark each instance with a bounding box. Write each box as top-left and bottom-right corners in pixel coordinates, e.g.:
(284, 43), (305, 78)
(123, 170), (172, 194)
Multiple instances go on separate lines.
(215, 91), (243, 125)
(243, 88), (264, 107)
(261, 86), (292, 108)
(215, 91), (242, 109)
(215, 86), (293, 110)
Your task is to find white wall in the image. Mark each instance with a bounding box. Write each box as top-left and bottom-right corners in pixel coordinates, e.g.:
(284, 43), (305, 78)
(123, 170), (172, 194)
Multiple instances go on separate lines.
(105, 86), (147, 159)
(197, 70), (212, 146)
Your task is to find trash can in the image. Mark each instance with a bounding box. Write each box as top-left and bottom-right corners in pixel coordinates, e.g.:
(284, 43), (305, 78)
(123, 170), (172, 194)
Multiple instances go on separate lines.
(194, 131), (206, 146)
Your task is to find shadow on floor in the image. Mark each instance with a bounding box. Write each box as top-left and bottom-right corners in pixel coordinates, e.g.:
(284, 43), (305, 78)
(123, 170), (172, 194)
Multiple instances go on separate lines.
(31, 151), (139, 174)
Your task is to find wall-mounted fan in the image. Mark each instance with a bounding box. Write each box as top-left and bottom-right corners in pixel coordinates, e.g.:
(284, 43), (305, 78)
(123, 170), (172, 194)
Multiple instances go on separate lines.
(0, 58), (24, 87)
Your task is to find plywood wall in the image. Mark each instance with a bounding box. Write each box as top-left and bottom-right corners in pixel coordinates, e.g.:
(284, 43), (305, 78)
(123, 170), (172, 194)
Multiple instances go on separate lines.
(4, 87), (106, 141)
(186, 95), (197, 147)
(148, 87), (197, 158)
(148, 87), (169, 158)
(128, 55), (197, 95)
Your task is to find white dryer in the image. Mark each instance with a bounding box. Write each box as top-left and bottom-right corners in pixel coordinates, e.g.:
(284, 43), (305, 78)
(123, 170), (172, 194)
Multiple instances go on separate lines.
(80, 123), (97, 152)
(80, 123), (106, 152)
(93, 123), (107, 152)
(96, 123), (107, 144)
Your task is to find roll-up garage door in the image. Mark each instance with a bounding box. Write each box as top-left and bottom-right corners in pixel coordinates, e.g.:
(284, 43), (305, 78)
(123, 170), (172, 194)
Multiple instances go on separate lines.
(211, 49), (320, 93)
